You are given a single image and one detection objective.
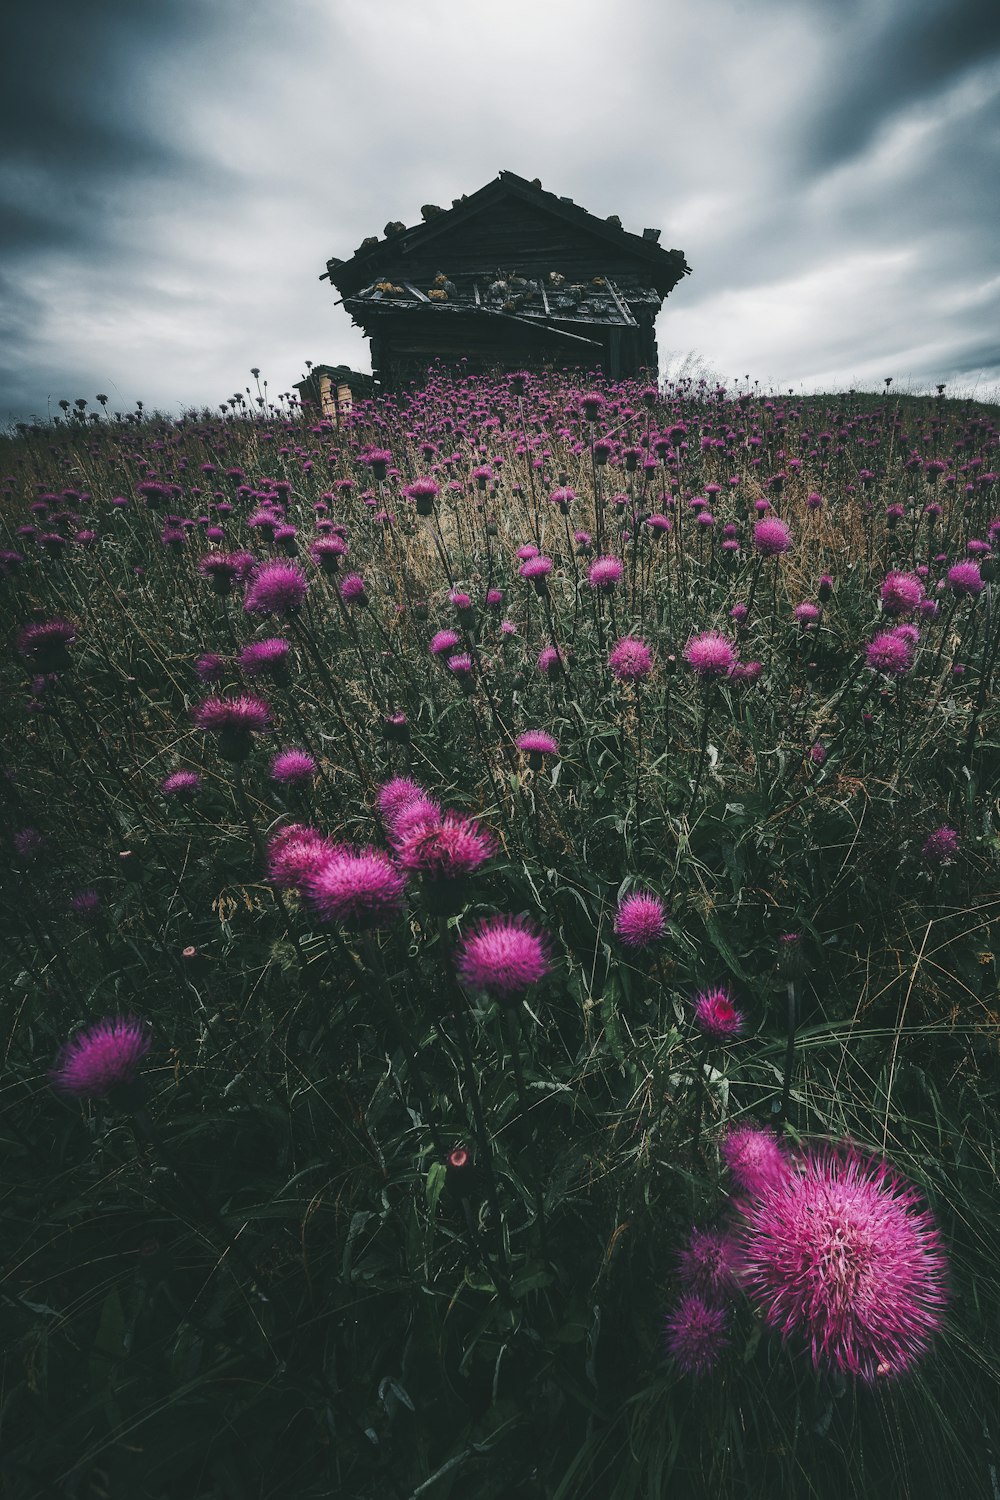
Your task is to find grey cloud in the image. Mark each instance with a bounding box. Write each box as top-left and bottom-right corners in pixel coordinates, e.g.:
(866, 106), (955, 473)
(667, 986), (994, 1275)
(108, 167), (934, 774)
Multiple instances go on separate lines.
(797, 0), (1000, 171)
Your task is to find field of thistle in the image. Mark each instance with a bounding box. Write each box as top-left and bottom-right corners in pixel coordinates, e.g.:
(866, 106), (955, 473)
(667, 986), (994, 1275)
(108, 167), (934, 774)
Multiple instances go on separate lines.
(2, 370), (1000, 1500)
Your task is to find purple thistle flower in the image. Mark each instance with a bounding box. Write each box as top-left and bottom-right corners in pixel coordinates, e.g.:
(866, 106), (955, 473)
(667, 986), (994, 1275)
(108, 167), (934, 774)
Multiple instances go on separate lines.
(947, 561), (984, 596)
(694, 987), (744, 1041)
(880, 571), (924, 616)
(608, 636), (653, 682)
(517, 730), (559, 768)
(391, 809), (496, 881)
(684, 630), (736, 679)
(735, 1143), (949, 1382)
(308, 535), (349, 572)
(664, 1294), (730, 1377)
(587, 555), (624, 590)
(866, 631), (913, 676)
(243, 560), (309, 617)
(15, 618), (76, 672)
(614, 891), (667, 949)
(721, 1123), (791, 1196)
(430, 628), (462, 657)
(339, 572), (367, 604)
(793, 602), (821, 628)
(678, 1228), (740, 1302)
(69, 888), (103, 921)
(378, 776), (429, 827)
(198, 551), (257, 594)
(753, 517), (792, 556)
(455, 914), (551, 1001)
(161, 769), (202, 799)
(192, 693), (272, 735)
(404, 478), (440, 514)
(266, 822), (334, 891)
(238, 638), (291, 680)
(270, 749), (317, 787)
(13, 827), (47, 860)
(520, 554), (553, 582)
(194, 651), (227, 683)
(50, 1016), (151, 1099)
(921, 825), (959, 864)
(306, 846), (406, 930)
(537, 644), (567, 681)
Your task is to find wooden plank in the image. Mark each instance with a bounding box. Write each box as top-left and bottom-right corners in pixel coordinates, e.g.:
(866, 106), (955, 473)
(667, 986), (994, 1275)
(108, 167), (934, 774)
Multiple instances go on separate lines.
(604, 279), (638, 327)
(402, 281), (431, 303)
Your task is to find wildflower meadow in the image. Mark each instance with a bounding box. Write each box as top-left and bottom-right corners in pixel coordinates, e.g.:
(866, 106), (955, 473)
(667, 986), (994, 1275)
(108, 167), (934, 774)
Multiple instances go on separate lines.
(2, 370), (999, 1499)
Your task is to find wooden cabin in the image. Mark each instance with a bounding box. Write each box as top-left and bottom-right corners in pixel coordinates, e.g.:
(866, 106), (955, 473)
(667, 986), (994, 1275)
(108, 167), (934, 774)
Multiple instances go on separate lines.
(293, 364), (374, 422)
(319, 171), (690, 391)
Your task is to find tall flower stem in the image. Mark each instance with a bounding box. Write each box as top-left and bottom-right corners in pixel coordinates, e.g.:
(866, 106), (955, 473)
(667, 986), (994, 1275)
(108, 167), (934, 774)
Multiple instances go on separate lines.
(688, 684), (717, 815)
(777, 978), (798, 1126)
(436, 916), (507, 1270)
(501, 1006), (551, 1265)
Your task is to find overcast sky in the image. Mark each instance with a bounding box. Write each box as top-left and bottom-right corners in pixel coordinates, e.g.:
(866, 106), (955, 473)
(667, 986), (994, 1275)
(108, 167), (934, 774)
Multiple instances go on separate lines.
(2, 0), (998, 424)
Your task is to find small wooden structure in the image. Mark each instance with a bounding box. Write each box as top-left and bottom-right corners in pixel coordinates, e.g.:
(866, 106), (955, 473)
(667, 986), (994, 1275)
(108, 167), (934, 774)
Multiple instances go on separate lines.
(320, 171), (690, 391)
(293, 364), (374, 422)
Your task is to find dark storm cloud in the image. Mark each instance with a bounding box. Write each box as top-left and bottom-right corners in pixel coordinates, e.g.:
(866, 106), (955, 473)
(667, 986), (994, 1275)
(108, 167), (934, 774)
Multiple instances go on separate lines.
(798, 0), (1000, 170)
(0, 1), (228, 256)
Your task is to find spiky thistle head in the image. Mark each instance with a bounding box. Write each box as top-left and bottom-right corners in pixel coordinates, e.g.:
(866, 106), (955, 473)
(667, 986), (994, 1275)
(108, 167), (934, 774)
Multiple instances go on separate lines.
(734, 1143), (949, 1382)
(455, 914), (551, 1001)
(50, 1016), (151, 1099)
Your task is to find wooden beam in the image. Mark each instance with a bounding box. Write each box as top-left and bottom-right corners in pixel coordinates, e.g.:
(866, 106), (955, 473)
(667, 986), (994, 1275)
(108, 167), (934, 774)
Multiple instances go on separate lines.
(605, 279), (638, 327)
(402, 281), (431, 303)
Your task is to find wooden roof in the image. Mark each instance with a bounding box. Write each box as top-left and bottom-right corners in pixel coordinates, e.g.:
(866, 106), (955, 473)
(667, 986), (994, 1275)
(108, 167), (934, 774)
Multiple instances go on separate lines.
(321, 170), (690, 300)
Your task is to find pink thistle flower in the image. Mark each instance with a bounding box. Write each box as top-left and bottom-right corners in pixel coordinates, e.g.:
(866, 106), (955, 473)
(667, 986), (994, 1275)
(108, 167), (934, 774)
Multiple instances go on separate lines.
(377, 777), (428, 827)
(866, 631), (913, 676)
(793, 602), (821, 628)
(520, 555), (553, 581)
(684, 630), (736, 679)
(15, 618), (76, 672)
(192, 693), (272, 735)
(195, 651), (226, 683)
(735, 1143), (949, 1382)
(266, 823), (334, 891)
(161, 769), (202, 799)
(664, 1293), (730, 1377)
(404, 478), (440, 514)
(308, 535), (349, 572)
(587, 555), (624, 590)
(430, 628), (461, 657)
(306, 846), (407, 929)
(947, 561), (984, 596)
(880, 571), (924, 616)
(678, 1228), (740, 1302)
(270, 749), (316, 786)
(609, 636), (653, 681)
(392, 795), (443, 836)
(198, 550), (257, 594)
(243, 560), (309, 617)
(921, 825), (959, 864)
(753, 517), (792, 556)
(721, 1123), (791, 1196)
(537, 644), (567, 680)
(455, 914), (551, 1000)
(517, 730), (559, 770)
(391, 809), (496, 881)
(238, 638), (291, 679)
(339, 572), (367, 604)
(614, 891), (667, 948)
(50, 1016), (151, 1099)
(694, 986), (744, 1041)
